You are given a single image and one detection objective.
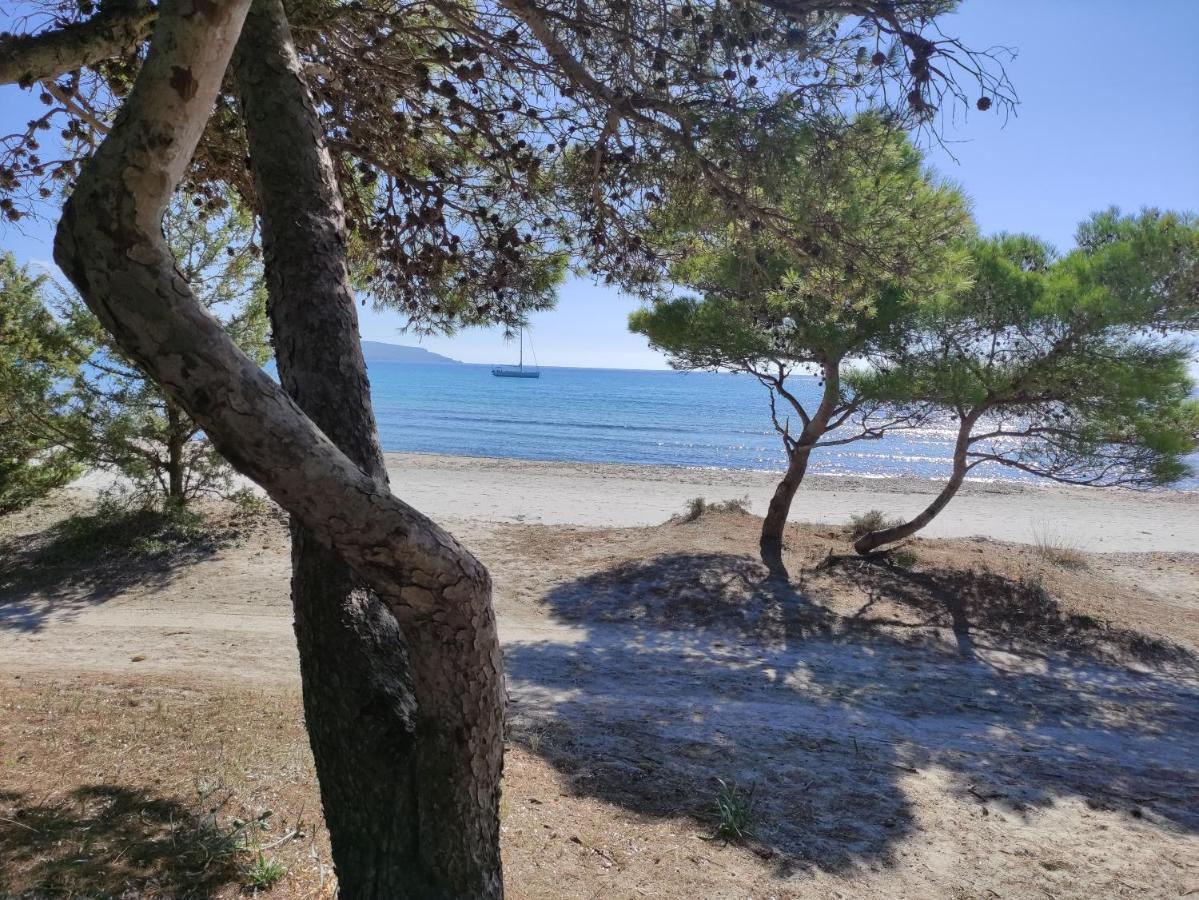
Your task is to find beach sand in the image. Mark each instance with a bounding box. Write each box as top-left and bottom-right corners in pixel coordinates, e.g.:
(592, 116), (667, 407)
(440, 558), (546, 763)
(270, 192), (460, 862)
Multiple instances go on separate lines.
(4, 462), (1198, 898)
(70, 450), (1197, 552)
(378, 452), (1199, 553)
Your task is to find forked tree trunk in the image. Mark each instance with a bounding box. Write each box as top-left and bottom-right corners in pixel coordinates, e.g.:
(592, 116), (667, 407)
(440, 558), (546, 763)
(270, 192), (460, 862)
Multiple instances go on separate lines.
(52, 3), (504, 896)
(233, 3), (469, 894)
(853, 408), (981, 554)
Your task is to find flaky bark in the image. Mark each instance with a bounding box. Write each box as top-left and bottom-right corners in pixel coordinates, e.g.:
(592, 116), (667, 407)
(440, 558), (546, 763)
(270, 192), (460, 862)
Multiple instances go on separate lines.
(233, 2), (499, 895)
(853, 407), (983, 554)
(0, 0), (154, 86)
(52, 2), (505, 895)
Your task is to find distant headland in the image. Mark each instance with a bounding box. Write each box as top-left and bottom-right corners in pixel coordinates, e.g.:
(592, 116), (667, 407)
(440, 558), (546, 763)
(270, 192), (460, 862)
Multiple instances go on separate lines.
(360, 341), (462, 365)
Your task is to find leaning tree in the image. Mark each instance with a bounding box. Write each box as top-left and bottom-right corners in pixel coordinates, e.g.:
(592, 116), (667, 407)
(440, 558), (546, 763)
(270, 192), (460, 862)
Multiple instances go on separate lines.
(1, 0), (1014, 894)
(630, 114), (974, 570)
(852, 214), (1199, 554)
(54, 193), (270, 506)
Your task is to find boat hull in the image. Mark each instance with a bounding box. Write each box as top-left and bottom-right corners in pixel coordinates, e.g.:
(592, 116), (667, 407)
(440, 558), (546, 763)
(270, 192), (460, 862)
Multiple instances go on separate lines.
(492, 368), (540, 378)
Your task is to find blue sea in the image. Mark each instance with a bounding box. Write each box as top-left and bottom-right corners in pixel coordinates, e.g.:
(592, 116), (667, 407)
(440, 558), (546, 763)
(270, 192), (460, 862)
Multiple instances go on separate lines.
(364, 362), (1199, 489)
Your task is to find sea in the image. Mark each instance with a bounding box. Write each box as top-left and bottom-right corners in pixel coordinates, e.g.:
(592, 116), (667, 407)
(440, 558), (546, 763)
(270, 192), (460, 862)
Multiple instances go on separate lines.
(365, 362), (1199, 490)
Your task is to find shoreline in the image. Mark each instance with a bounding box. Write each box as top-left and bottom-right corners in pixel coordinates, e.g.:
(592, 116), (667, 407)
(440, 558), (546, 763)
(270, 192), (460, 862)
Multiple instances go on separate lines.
(382, 449), (1199, 497)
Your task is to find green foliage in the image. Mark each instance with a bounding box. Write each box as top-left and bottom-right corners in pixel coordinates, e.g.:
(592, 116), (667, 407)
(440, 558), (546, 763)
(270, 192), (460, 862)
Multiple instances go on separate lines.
(631, 114), (974, 374)
(860, 210), (1199, 488)
(711, 777), (757, 843)
(56, 196), (271, 504)
(0, 254), (84, 513)
(242, 853), (286, 890)
(846, 509), (902, 540)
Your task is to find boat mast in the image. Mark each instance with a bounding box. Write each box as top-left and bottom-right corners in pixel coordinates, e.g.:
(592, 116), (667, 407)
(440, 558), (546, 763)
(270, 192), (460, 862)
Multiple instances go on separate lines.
(519, 325), (524, 371)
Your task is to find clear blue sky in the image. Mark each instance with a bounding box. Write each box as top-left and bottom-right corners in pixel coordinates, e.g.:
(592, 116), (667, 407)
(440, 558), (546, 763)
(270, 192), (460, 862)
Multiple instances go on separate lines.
(2, 0), (1197, 369)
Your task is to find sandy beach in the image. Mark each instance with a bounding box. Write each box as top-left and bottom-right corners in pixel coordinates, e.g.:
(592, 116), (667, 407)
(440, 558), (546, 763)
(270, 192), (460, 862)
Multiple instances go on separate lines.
(373, 452), (1199, 553)
(70, 450), (1199, 551)
(5, 458), (1199, 898)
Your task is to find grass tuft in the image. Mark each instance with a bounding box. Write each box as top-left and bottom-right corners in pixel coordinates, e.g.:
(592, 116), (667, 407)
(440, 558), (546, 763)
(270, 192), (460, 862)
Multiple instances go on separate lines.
(1031, 522), (1088, 569)
(242, 851), (286, 890)
(711, 777), (757, 843)
(681, 496), (708, 522)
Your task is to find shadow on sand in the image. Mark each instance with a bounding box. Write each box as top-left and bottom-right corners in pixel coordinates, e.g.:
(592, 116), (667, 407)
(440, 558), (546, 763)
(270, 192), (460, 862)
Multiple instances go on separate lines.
(0, 785), (243, 898)
(504, 551), (1199, 874)
(0, 506), (231, 633)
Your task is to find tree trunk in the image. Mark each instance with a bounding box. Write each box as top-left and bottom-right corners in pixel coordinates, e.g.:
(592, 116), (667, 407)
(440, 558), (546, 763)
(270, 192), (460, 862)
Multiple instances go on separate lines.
(758, 359), (843, 574)
(854, 408), (981, 554)
(759, 445), (812, 575)
(165, 400), (185, 501)
(233, 3), (498, 894)
(52, 3), (504, 896)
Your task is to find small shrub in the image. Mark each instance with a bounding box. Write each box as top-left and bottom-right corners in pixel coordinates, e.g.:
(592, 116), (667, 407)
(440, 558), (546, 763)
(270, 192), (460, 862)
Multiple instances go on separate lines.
(242, 852), (286, 890)
(39, 498), (207, 564)
(228, 487), (270, 516)
(679, 497), (708, 523)
(677, 495), (750, 523)
(846, 509), (902, 540)
(890, 546), (919, 569)
(711, 777), (757, 842)
(1032, 522), (1087, 569)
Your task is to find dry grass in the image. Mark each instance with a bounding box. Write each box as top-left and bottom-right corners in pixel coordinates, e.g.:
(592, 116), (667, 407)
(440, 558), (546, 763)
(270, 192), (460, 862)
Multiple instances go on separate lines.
(0, 678), (330, 899)
(1031, 520), (1089, 570)
(0, 677), (820, 899)
(673, 495), (752, 523)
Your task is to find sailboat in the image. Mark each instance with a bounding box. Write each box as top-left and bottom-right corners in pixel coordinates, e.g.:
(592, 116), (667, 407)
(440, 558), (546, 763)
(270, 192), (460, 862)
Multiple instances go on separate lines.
(491, 324), (540, 378)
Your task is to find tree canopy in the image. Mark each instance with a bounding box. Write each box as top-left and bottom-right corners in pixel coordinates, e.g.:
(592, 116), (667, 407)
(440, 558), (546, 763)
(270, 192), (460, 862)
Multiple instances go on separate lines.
(851, 211), (1199, 552)
(2, 0), (1015, 331)
(630, 113), (974, 366)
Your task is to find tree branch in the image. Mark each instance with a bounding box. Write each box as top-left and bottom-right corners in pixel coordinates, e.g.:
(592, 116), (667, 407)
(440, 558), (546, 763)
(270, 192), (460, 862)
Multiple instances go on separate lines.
(0, 0), (155, 87)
